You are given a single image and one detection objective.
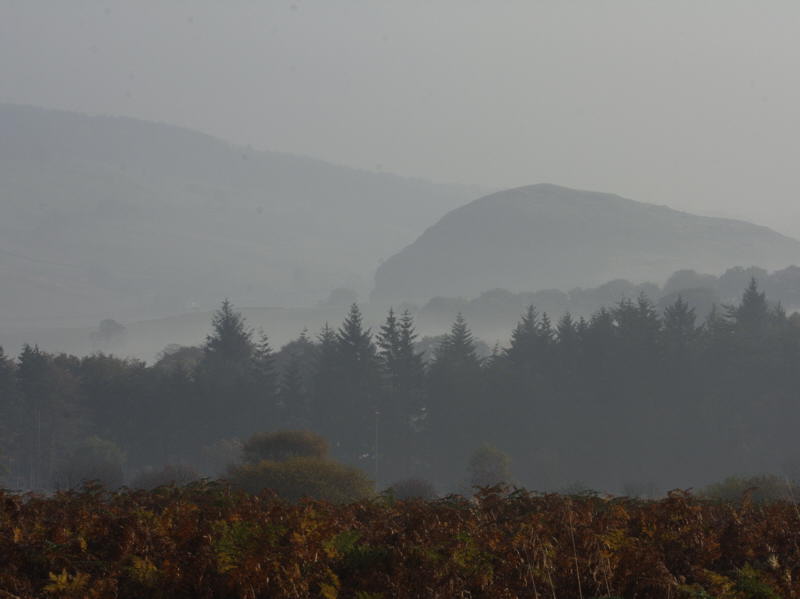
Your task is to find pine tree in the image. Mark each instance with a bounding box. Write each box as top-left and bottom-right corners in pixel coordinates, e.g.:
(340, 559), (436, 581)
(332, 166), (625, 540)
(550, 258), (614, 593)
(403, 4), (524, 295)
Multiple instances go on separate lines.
(556, 312), (578, 349)
(274, 329), (315, 429)
(731, 278), (769, 336)
(613, 295), (662, 351)
(310, 309), (381, 465)
(254, 331), (275, 374)
(398, 311), (426, 395)
(506, 305), (539, 366)
(427, 313), (484, 486)
(498, 306), (557, 465)
(377, 308), (401, 382)
(609, 295), (663, 465)
(310, 323), (339, 439)
(204, 299), (254, 363)
(334, 304), (381, 464)
(431, 313), (480, 370)
(377, 309), (427, 479)
(16, 345), (85, 489)
(250, 331), (277, 429)
(0, 346), (20, 482)
(377, 309), (426, 393)
(195, 300), (261, 443)
(662, 295), (698, 355)
(336, 304), (377, 372)
(278, 354), (308, 428)
(553, 312), (582, 412)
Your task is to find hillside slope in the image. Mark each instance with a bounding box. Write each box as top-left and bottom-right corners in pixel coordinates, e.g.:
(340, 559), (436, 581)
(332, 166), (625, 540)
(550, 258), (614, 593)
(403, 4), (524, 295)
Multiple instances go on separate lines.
(0, 104), (479, 326)
(372, 184), (800, 302)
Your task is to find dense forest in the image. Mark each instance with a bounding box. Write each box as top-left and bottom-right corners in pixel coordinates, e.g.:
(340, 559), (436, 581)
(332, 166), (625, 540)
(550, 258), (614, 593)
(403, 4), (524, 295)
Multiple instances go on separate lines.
(1, 280), (799, 495)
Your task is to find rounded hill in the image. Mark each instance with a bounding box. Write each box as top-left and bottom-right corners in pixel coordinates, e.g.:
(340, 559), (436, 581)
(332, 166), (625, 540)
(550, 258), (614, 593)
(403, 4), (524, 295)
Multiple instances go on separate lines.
(372, 184), (800, 302)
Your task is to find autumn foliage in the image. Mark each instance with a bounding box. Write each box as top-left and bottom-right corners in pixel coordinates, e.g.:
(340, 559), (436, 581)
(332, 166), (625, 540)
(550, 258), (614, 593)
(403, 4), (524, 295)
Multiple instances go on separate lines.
(0, 483), (798, 598)
(227, 430), (374, 504)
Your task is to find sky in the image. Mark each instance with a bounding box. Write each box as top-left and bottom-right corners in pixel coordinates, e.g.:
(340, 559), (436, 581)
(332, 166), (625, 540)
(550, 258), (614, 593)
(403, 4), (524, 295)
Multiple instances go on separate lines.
(2, 0), (800, 237)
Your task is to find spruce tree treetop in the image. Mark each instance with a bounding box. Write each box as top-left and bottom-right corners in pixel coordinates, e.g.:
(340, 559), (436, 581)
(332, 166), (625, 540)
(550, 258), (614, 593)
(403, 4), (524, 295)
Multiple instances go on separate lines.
(732, 278), (769, 333)
(252, 330), (277, 402)
(398, 310), (425, 380)
(506, 306), (554, 362)
(377, 308), (401, 369)
(509, 305), (538, 348)
(378, 308), (425, 393)
(556, 313), (577, 343)
(433, 313), (480, 368)
(313, 323), (337, 379)
(336, 303), (375, 363)
(253, 331), (275, 373)
(317, 322), (336, 348)
(204, 299), (254, 362)
(663, 296), (697, 338)
(399, 310), (420, 352)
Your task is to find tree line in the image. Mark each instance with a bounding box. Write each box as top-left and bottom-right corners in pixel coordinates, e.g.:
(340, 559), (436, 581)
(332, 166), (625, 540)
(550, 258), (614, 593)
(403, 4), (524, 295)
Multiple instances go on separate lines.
(2, 280), (799, 494)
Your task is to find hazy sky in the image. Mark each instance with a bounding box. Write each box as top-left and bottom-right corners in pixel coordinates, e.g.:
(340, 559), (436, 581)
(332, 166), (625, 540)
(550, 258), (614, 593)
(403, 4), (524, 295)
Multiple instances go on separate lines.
(2, 1), (800, 236)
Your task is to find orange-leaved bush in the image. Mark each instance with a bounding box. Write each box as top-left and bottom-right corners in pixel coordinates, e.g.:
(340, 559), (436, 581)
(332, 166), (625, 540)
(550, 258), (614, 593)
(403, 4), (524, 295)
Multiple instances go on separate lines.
(228, 456), (373, 502)
(228, 430), (373, 502)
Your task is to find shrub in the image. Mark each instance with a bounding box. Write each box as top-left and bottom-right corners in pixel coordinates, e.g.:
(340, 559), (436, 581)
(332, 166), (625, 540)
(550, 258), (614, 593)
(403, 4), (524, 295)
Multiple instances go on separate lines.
(52, 436), (125, 490)
(700, 474), (799, 504)
(387, 477), (437, 500)
(129, 464), (199, 490)
(227, 456), (373, 503)
(468, 443), (513, 490)
(241, 430), (328, 464)
(735, 564), (781, 599)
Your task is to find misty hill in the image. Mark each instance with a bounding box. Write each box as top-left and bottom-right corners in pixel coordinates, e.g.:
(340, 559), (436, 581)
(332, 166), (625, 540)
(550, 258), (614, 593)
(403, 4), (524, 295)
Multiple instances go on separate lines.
(372, 184), (800, 302)
(0, 104), (479, 327)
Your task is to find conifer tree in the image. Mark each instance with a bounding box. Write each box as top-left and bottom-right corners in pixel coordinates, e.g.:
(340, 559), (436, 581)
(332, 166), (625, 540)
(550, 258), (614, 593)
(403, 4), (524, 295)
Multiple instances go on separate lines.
(556, 313), (579, 356)
(506, 305), (539, 366)
(195, 300), (261, 443)
(377, 309), (426, 393)
(377, 308), (401, 380)
(334, 304), (381, 463)
(253, 331), (275, 375)
(336, 304), (376, 371)
(204, 299), (254, 363)
(553, 312), (582, 409)
(431, 313), (481, 370)
(731, 278), (769, 336)
(0, 346), (20, 481)
(16, 345), (84, 489)
(377, 309), (427, 479)
(310, 323), (339, 440)
(662, 296), (698, 356)
(498, 306), (557, 462)
(427, 313), (484, 484)
(398, 310), (426, 394)
(278, 355), (308, 429)
(250, 331), (278, 428)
